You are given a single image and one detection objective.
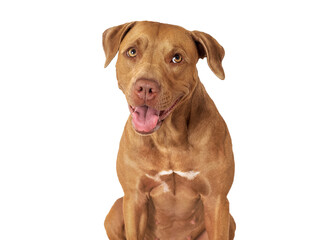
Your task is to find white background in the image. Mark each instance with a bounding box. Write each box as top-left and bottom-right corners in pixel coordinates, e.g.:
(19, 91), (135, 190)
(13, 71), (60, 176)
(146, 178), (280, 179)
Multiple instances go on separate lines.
(1, 0), (319, 239)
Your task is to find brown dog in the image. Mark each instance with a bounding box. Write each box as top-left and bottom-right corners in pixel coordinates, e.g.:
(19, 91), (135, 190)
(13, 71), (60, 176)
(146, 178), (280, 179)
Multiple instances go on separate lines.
(102, 21), (235, 240)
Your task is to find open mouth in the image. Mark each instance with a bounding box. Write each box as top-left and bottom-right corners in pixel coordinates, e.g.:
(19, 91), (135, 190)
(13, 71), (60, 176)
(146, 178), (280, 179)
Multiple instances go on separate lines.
(129, 96), (182, 135)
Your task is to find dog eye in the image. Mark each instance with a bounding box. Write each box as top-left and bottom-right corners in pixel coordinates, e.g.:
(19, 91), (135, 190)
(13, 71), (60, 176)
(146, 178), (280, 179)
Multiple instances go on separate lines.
(172, 54), (182, 63)
(127, 48), (137, 57)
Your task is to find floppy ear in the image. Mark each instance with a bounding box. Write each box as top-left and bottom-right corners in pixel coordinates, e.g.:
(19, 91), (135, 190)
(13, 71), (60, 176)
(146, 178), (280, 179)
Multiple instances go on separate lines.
(102, 22), (136, 68)
(191, 31), (225, 80)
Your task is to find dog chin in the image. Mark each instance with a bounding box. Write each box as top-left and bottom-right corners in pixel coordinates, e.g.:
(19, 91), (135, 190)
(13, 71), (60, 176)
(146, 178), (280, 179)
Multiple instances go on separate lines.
(131, 120), (163, 135)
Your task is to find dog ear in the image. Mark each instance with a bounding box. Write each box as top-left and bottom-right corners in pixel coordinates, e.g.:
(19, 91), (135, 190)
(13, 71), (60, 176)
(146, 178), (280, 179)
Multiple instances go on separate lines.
(191, 31), (225, 80)
(102, 22), (136, 68)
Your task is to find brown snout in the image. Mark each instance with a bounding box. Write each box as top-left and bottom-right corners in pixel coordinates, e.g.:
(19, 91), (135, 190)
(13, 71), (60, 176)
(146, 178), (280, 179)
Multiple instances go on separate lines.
(134, 79), (160, 101)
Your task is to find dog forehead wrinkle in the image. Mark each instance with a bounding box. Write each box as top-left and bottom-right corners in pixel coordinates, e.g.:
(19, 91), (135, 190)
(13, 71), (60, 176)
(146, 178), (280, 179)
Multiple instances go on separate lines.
(123, 37), (146, 51)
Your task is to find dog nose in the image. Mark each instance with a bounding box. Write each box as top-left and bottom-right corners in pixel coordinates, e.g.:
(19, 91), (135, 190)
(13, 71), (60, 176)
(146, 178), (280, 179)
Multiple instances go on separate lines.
(134, 79), (160, 101)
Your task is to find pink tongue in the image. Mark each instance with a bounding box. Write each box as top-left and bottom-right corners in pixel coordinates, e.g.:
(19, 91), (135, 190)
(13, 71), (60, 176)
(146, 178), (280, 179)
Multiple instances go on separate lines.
(132, 106), (160, 132)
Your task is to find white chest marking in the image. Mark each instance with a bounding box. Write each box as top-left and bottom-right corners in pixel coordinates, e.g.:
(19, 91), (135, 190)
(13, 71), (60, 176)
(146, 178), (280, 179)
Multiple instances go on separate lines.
(174, 170), (200, 180)
(145, 170), (200, 193)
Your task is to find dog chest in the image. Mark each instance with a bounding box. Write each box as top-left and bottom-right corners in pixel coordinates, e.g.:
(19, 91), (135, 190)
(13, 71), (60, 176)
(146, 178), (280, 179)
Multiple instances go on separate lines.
(139, 169), (207, 198)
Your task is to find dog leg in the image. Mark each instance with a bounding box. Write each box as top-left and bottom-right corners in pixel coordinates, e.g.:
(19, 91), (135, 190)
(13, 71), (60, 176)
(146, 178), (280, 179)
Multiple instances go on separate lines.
(105, 197), (126, 240)
(229, 214), (236, 240)
(123, 194), (148, 240)
(196, 215), (235, 240)
(202, 195), (231, 240)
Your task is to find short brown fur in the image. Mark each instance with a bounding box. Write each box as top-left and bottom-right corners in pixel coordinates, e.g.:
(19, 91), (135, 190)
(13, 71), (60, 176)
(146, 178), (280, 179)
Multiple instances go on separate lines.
(103, 21), (235, 240)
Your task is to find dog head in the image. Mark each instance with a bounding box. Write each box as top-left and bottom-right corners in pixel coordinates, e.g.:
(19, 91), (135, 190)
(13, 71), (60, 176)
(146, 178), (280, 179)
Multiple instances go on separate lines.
(103, 21), (225, 135)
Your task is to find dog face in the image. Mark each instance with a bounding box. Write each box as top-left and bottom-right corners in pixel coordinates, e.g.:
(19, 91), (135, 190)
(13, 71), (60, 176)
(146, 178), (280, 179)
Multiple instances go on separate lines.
(103, 21), (225, 135)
